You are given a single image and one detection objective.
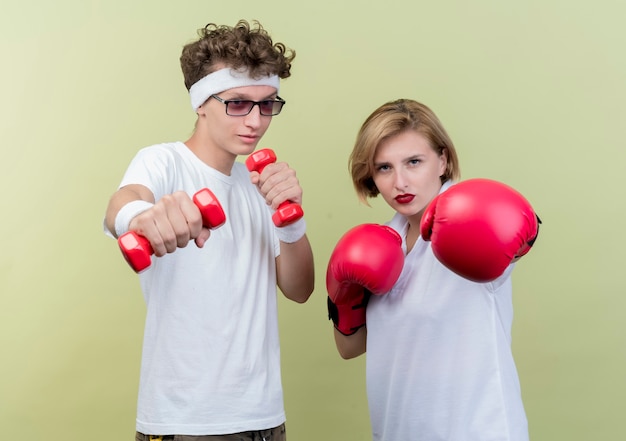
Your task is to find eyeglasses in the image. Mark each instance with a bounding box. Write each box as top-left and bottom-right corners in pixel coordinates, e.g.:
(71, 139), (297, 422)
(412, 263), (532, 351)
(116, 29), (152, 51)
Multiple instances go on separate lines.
(210, 95), (286, 116)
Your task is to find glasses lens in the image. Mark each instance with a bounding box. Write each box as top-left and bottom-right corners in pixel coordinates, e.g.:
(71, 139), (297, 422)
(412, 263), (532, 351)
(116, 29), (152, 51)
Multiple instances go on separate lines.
(225, 100), (254, 116)
(259, 100), (284, 116)
(223, 99), (285, 116)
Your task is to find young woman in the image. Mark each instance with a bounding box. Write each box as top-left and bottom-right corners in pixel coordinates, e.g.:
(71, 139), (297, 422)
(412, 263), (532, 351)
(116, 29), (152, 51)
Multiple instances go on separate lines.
(327, 99), (536, 441)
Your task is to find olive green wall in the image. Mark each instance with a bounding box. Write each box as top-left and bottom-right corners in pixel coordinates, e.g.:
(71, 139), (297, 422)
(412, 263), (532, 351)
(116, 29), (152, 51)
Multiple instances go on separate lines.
(1, 1), (624, 439)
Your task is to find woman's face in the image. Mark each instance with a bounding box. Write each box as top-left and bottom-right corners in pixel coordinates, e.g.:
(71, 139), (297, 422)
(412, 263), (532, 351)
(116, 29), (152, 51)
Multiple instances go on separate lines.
(372, 130), (447, 221)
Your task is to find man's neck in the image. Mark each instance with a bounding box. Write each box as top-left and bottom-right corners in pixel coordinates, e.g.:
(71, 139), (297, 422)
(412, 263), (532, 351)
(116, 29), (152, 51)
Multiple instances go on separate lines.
(184, 133), (236, 176)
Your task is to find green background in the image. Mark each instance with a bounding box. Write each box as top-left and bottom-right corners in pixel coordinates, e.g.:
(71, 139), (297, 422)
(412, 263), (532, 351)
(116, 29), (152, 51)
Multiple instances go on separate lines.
(1, 1), (624, 440)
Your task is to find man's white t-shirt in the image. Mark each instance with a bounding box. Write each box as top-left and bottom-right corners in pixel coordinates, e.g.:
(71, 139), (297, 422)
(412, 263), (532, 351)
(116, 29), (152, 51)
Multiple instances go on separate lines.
(109, 142), (284, 435)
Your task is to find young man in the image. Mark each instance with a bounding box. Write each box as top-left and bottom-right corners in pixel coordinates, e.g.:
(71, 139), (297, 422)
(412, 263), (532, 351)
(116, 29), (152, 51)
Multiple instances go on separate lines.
(103, 20), (314, 440)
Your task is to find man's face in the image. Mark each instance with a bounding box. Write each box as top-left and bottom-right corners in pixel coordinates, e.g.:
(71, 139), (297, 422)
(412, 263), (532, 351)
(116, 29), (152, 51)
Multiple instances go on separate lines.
(197, 85), (278, 165)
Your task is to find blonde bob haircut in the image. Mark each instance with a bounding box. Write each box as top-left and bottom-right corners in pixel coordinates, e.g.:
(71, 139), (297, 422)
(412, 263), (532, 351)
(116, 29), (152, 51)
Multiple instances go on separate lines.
(349, 99), (461, 204)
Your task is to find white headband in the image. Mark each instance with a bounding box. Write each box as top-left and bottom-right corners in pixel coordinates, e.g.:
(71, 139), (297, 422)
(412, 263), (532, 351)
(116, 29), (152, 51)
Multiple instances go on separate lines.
(189, 68), (280, 111)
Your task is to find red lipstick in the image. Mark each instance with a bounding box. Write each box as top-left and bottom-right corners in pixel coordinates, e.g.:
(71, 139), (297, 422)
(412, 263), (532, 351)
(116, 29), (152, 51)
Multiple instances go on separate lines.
(395, 194), (415, 204)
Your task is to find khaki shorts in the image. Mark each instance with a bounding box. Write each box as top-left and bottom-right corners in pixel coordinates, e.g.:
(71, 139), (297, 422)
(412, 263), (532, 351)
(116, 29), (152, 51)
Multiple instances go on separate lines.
(135, 423), (286, 441)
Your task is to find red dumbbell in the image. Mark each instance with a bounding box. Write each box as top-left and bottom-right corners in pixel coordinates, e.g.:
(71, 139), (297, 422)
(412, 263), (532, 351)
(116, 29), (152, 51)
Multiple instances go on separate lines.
(245, 148), (304, 227)
(117, 188), (226, 273)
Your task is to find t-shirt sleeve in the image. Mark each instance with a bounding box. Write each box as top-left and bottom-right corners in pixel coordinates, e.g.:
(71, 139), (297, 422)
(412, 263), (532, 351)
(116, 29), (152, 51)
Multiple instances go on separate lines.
(118, 145), (175, 201)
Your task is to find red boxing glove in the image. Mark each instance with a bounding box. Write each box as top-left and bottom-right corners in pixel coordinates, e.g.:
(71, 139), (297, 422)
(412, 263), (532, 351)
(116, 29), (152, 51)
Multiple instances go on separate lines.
(326, 224), (404, 335)
(420, 178), (541, 283)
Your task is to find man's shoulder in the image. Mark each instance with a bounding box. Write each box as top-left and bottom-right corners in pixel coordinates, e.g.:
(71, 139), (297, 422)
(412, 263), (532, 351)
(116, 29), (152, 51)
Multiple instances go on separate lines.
(130, 141), (186, 163)
(137, 141), (182, 154)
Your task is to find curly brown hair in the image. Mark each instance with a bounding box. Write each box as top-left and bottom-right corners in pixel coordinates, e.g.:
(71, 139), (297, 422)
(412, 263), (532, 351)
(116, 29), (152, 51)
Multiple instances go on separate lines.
(180, 20), (296, 91)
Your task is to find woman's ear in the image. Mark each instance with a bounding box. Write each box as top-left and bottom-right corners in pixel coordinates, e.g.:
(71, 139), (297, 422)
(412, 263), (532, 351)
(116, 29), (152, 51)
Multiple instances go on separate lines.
(439, 148), (449, 178)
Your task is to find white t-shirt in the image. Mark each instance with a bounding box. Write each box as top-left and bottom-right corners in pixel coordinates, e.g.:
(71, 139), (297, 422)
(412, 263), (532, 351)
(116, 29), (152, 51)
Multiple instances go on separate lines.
(366, 182), (529, 441)
(109, 142), (284, 435)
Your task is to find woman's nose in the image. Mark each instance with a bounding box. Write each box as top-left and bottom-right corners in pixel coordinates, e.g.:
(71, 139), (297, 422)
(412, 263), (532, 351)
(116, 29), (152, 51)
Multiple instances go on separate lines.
(394, 171), (408, 189)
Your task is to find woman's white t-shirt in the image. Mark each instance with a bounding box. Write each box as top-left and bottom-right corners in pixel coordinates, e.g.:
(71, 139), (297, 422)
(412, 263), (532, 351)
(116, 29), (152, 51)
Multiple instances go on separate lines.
(366, 183), (529, 441)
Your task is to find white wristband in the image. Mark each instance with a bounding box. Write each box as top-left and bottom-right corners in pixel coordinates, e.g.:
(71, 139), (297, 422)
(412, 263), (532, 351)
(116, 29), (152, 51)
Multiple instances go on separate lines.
(114, 200), (154, 237)
(275, 218), (306, 243)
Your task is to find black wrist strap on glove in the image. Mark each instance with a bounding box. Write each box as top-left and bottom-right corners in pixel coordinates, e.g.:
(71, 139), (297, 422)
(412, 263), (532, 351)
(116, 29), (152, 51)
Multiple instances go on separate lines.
(327, 290), (372, 336)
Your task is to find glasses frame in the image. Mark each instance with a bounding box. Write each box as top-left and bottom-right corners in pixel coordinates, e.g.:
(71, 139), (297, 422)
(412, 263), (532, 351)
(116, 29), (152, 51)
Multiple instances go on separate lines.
(210, 94), (286, 116)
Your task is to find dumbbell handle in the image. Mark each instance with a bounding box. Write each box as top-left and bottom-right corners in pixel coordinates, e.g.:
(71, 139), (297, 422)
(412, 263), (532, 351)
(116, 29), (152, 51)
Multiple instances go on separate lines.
(118, 188), (226, 273)
(245, 148), (304, 227)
